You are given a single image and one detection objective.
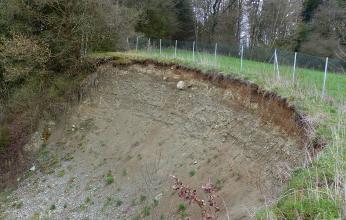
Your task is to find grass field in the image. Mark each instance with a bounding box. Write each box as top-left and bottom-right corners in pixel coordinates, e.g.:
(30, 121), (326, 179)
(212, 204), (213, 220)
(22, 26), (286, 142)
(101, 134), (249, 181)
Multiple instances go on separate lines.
(142, 48), (346, 101)
(92, 50), (346, 219)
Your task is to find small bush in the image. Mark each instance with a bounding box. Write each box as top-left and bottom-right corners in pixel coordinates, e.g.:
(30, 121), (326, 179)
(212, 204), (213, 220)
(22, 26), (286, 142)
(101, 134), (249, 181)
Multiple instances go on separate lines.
(0, 33), (50, 82)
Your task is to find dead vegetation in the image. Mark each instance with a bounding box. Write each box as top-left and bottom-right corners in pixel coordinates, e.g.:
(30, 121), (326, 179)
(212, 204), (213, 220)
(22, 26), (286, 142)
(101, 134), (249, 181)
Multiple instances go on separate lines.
(171, 175), (221, 220)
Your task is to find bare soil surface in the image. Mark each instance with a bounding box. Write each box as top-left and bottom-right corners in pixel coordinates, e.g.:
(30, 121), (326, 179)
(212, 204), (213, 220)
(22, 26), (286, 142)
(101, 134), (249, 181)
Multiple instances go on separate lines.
(1, 64), (305, 220)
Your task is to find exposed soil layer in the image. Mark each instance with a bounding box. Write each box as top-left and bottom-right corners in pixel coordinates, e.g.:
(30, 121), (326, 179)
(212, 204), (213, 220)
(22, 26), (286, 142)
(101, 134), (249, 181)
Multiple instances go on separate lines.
(2, 62), (306, 219)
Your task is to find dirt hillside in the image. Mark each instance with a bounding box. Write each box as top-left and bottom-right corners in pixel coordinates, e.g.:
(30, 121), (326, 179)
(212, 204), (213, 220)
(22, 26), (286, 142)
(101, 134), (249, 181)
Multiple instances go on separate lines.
(1, 63), (305, 220)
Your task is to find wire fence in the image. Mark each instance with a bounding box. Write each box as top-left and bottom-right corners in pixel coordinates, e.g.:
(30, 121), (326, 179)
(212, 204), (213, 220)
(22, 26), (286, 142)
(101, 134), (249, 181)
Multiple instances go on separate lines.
(127, 36), (346, 105)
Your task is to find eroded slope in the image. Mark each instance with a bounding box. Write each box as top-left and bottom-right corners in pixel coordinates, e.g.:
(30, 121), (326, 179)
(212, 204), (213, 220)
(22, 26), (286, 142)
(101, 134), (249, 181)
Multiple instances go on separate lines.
(3, 64), (305, 219)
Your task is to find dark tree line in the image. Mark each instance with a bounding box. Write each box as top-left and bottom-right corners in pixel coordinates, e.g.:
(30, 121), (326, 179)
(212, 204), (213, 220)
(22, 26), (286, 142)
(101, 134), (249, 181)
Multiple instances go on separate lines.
(2, 0), (343, 62)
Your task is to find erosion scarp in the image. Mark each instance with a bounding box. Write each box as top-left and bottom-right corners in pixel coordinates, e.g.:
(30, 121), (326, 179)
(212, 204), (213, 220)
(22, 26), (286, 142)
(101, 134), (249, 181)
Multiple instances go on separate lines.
(1, 61), (311, 219)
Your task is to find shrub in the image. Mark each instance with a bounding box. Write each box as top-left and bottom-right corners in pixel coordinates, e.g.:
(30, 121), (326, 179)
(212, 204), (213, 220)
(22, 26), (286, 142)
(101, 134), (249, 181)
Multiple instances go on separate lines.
(0, 33), (50, 82)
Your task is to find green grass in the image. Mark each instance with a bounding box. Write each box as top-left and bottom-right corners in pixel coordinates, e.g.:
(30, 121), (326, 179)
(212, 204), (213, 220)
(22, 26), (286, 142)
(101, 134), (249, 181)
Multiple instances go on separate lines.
(94, 48), (346, 100)
(91, 50), (346, 219)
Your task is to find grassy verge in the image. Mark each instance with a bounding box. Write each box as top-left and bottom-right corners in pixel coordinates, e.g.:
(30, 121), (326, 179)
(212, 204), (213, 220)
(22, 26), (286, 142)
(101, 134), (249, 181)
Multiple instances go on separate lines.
(91, 51), (346, 219)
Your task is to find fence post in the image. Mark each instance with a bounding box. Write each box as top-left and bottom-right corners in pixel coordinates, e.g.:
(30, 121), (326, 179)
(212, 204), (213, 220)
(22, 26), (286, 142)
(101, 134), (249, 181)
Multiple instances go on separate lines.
(136, 36), (139, 51)
(322, 57), (329, 98)
(292, 52), (297, 84)
(159, 39), (162, 55)
(126, 37), (129, 49)
(193, 41), (195, 61)
(175, 40), (177, 58)
(273, 49), (276, 76)
(147, 38), (151, 51)
(214, 43), (218, 64)
(274, 49), (280, 79)
(240, 45), (244, 73)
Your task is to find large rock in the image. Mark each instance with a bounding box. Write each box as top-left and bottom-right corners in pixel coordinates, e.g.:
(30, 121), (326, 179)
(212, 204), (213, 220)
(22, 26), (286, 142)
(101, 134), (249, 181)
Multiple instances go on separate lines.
(176, 81), (186, 90)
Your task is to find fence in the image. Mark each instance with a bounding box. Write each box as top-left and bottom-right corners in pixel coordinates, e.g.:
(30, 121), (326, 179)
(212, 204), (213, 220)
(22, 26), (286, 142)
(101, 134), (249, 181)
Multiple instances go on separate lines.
(127, 36), (346, 104)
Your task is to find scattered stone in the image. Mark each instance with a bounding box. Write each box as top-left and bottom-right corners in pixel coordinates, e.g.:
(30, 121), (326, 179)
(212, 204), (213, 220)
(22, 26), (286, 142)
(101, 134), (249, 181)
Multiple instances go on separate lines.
(177, 81), (186, 90)
(30, 165), (36, 172)
(155, 193), (163, 201)
(163, 76), (168, 81)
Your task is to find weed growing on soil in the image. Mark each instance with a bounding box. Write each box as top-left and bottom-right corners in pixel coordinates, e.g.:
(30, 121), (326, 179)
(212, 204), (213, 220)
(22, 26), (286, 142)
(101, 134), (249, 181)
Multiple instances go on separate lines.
(140, 195), (147, 203)
(85, 197), (92, 204)
(214, 179), (223, 190)
(105, 171), (114, 185)
(189, 170), (196, 177)
(116, 199), (123, 207)
(56, 169), (65, 177)
(153, 198), (159, 207)
(178, 203), (188, 218)
(142, 206), (151, 217)
(37, 145), (60, 174)
(101, 197), (113, 213)
(49, 204), (56, 210)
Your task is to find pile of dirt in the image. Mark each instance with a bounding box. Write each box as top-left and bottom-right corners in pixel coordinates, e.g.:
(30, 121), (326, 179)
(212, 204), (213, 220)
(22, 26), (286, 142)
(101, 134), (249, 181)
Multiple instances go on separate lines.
(2, 63), (306, 219)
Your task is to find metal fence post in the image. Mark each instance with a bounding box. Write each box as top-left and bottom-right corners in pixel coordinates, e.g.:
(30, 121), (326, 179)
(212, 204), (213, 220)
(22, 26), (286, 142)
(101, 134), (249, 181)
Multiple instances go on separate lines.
(214, 43), (218, 64)
(159, 39), (162, 55)
(240, 45), (244, 73)
(274, 49), (280, 79)
(273, 49), (276, 76)
(175, 40), (177, 58)
(193, 41), (195, 61)
(136, 36), (139, 51)
(322, 57), (329, 98)
(293, 52), (297, 84)
(147, 38), (151, 51)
